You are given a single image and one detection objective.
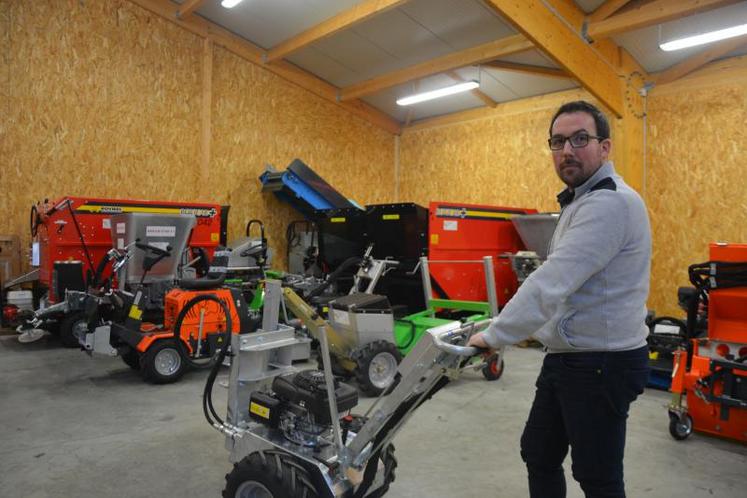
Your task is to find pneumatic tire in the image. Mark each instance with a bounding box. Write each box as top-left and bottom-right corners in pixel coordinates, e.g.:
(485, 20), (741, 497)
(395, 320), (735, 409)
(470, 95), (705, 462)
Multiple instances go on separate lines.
(140, 339), (186, 384)
(58, 312), (86, 348)
(223, 450), (320, 498)
(353, 340), (402, 396)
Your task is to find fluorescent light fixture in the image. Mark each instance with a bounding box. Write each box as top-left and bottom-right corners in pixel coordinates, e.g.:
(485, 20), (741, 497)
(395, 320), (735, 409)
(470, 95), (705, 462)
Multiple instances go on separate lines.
(221, 0), (244, 8)
(660, 23), (747, 51)
(396, 81), (479, 106)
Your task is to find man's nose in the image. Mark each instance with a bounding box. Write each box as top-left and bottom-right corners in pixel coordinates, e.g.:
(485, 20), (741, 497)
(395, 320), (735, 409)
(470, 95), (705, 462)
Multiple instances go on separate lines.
(561, 139), (574, 155)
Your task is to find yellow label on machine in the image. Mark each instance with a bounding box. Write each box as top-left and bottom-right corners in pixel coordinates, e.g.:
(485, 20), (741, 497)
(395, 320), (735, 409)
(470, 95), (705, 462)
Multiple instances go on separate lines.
(382, 214), (400, 220)
(430, 234), (439, 245)
(330, 217), (346, 223)
(211, 232), (219, 242)
(250, 402), (270, 419)
(128, 306), (143, 320)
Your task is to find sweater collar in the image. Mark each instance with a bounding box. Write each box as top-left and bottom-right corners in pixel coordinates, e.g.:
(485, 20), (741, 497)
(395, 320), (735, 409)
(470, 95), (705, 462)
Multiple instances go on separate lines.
(556, 161), (616, 208)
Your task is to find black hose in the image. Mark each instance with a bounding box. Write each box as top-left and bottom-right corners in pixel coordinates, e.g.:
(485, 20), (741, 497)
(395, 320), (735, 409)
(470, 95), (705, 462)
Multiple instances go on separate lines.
(306, 256), (361, 299)
(172, 293), (233, 370)
(195, 297), (233, 429)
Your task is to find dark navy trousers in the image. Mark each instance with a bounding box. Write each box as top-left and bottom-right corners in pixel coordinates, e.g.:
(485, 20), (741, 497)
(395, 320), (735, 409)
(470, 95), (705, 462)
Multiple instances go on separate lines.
(520, 346), (649, 498)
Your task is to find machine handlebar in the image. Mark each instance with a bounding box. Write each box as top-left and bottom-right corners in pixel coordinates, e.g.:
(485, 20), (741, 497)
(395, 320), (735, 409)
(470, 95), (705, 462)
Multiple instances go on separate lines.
(429, 319), (492, 357)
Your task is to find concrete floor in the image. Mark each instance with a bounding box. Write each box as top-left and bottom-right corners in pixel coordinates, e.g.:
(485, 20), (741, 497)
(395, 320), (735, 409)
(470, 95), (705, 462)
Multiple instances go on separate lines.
(1, 329), (745, 498)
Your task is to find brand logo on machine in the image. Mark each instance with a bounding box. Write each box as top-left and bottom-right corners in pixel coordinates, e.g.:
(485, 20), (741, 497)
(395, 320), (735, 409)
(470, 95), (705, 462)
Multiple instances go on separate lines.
(76, 202), (217, 218)
(435, 205), (525, 221)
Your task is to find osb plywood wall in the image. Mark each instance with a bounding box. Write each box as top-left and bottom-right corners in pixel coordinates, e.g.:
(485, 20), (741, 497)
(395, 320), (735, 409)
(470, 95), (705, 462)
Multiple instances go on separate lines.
(0, 0), (394, 273)
(646, 81), (747, 316)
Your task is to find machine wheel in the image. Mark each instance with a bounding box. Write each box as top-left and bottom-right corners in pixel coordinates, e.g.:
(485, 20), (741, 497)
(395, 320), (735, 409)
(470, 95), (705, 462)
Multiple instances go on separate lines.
(354, 340), (402, 396)
(669, 413), (693, 441)
(58, 312), (86, 348)
(223, 450), (320, 498)
(481, 354), (505, 381)
(121, 348), (141, 370)
(140, 339), (186, 384)
(367, 444), (398, 498)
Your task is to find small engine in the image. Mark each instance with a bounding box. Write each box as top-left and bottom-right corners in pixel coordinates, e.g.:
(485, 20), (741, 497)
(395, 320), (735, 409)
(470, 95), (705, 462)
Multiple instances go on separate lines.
(248, 370), (358, 448)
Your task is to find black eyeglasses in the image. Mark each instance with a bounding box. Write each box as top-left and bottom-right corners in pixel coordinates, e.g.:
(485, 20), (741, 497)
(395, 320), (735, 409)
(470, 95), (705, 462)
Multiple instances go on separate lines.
(548, 132), (603, 150)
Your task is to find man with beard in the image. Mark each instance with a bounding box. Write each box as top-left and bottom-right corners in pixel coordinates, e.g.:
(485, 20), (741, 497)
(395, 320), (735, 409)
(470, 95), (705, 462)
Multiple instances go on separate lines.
(468, 101), (651, 498)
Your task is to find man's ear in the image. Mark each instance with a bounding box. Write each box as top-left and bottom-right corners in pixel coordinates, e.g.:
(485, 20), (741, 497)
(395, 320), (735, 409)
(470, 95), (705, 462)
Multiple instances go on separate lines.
(600, 138), (612, 159)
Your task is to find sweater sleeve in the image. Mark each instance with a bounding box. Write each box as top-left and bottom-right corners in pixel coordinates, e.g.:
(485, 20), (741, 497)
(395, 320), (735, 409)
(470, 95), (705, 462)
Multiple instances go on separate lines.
(482, 192), (629, 348)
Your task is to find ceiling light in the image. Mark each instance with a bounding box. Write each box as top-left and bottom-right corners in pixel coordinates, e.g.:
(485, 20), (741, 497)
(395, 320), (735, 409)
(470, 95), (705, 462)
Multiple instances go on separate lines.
(396, 81), (479, 106)
(221, 0), (245, 8)
(660, 23), (747, 51)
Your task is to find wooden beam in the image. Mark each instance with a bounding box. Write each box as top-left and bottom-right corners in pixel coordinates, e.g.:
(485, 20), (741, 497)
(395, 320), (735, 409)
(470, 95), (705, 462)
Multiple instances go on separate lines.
(266, 0), (409, 62)
(403, 88), (592, 133)
(588, 0), (741, 39)
(176, 0), (208, 19)
(445, 71), (497, 107)
(340, 35), (533, 101)
(653, 35), (747, 85)
(126, 0), (401, 134)
(483, 0), (624, 117)
(588, 0), (632, 23)
(483, 60), (568, 79)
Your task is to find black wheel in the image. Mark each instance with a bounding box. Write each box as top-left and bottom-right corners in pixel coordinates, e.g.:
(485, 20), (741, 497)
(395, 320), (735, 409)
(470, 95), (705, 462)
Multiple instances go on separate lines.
(121, 347), (141, 370)
(58, 312), (86, 348)
(367, 444), (398, 498)
(481, 354), (505, 381)
(316, 351), (348, 377)
(140, 339), (186, 384)
(353, 340), (402, 396)
(669, 412), (693, 441)
(223, 450), (320, 498)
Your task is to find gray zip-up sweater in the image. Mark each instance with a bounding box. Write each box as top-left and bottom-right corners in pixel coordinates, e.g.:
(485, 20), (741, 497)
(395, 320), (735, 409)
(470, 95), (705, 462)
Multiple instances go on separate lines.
(483, 161), (651, 353)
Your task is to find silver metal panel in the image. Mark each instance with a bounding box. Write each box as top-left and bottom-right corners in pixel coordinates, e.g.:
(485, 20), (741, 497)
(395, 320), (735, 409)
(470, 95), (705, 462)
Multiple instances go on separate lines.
(495, 49), (560, 68)
(312, 29), (401, 80)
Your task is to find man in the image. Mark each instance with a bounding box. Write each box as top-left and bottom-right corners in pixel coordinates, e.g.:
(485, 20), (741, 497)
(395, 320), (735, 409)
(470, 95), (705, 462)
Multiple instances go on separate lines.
(468, 100), (651, 498)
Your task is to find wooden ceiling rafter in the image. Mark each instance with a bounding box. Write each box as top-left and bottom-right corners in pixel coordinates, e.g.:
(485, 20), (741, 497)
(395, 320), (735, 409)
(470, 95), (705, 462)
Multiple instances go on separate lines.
(483, 0), (624, 116)
(265, 0), (410, 63)
(175, 0), (208, 19)
(483, 60), (568, 79)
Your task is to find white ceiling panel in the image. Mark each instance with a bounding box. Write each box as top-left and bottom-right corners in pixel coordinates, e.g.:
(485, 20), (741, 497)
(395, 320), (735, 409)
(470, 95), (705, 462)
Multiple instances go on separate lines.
(484, 69), (578, 99)
(285, 47), (359, 87)
(400, 0), (516, 50)
(574, 0), (606, 15)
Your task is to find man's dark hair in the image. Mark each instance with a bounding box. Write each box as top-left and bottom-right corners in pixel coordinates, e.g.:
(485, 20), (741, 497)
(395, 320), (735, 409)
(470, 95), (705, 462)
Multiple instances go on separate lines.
(549, 101), (610, 140)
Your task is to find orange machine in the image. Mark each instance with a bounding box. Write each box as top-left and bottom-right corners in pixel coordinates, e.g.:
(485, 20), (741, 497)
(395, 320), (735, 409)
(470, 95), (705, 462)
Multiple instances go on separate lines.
(669, 243), (747, 442)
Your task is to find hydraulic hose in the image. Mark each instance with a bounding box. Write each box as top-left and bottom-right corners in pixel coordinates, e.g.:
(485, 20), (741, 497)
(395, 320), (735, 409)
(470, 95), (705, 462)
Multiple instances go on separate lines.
(306, 256), (362, 299)
(172, 293), (233, 370)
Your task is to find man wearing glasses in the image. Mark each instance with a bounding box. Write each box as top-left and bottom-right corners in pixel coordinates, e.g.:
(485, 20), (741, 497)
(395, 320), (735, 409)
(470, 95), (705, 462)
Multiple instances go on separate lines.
(469, 101), (651, 498)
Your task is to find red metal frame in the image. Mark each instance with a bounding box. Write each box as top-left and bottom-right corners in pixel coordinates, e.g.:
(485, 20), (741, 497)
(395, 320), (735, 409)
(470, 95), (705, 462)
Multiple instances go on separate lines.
(35, 196), (224, 303)
(670, 243), (747, 442)
(428, 202), (537, 306)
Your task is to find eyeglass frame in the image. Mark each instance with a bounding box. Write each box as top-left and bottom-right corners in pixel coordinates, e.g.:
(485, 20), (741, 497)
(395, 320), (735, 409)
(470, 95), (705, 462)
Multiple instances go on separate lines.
(547, 132), (605, 151)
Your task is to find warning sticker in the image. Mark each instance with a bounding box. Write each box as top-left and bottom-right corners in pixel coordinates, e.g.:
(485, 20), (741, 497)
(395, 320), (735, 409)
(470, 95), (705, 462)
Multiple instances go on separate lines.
(102, 218), (111, 229)
(250, 402), (270, 419)
(116, 223), (126, 234)
(443, 220), (458, 231)
(146, 226), (176, 237)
